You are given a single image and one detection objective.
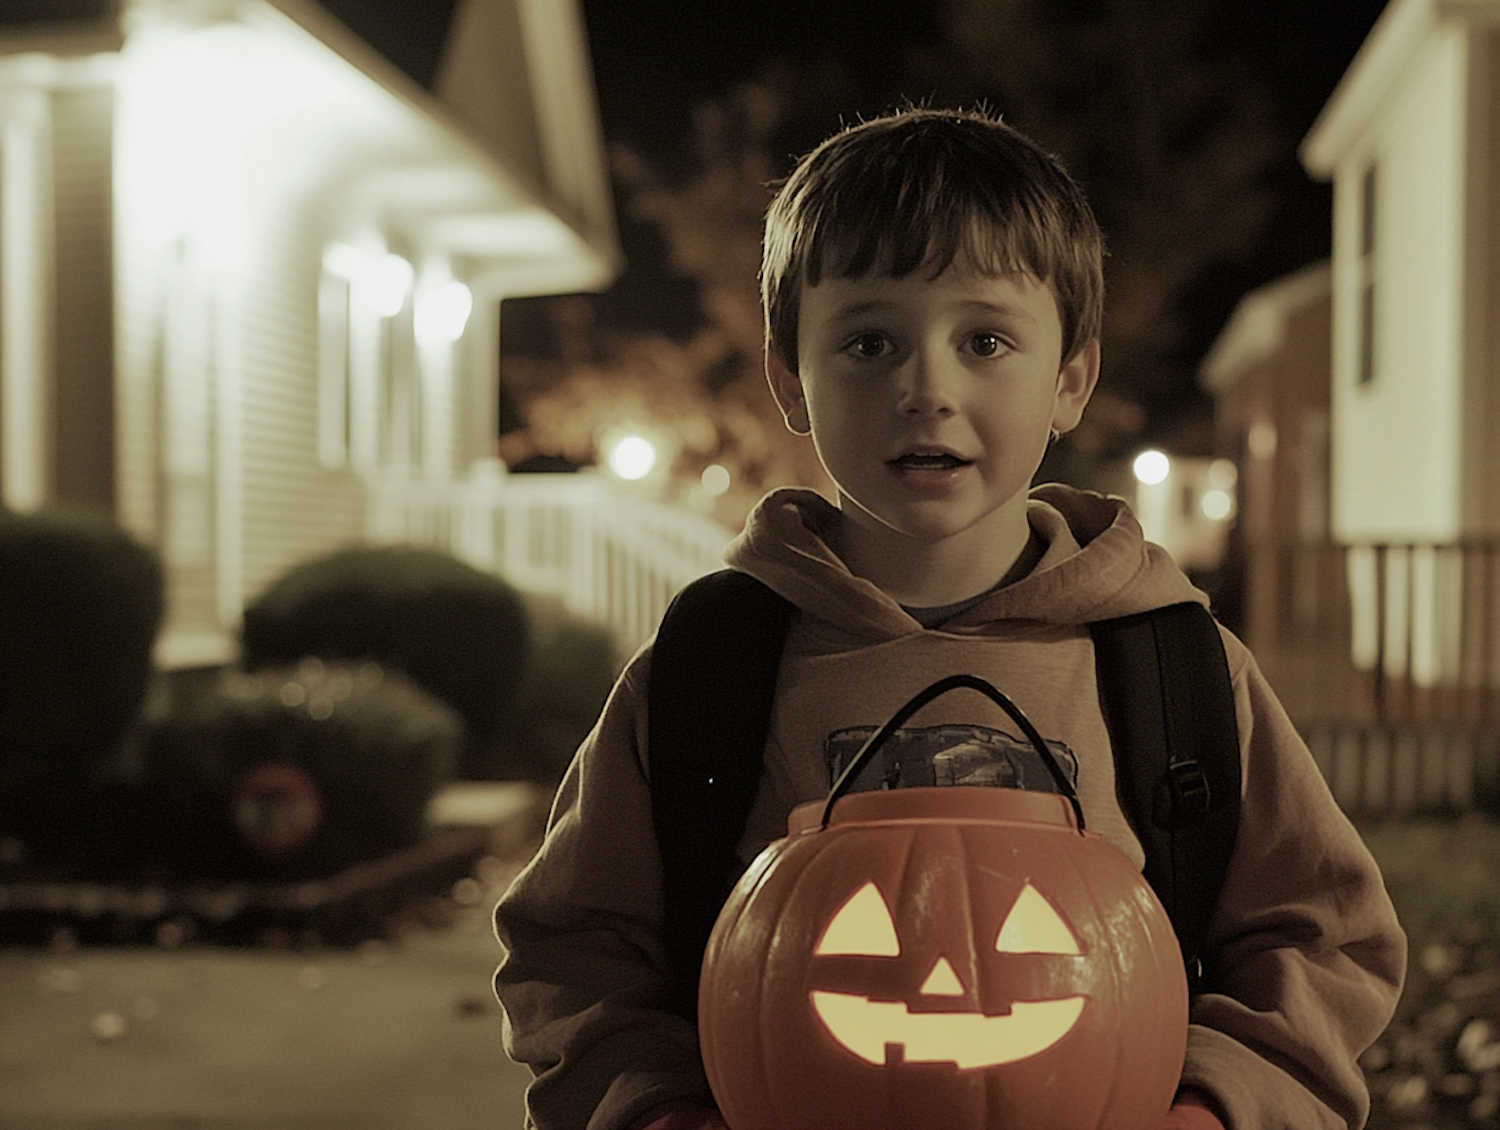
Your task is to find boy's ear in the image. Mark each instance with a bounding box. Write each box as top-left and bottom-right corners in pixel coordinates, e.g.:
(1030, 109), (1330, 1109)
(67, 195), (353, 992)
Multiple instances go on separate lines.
(1051, 338), (1101, 436)
(767, 349), (812, 435)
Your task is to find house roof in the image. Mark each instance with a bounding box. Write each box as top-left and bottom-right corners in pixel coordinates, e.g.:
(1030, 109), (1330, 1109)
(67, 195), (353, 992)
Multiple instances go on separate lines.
(302, 0), (617, 271)
(1302, 0), (1500, 176)
(271, 0), (620, 293)
(1199, 261), (1331, 393)
(0, 0), (619, 298)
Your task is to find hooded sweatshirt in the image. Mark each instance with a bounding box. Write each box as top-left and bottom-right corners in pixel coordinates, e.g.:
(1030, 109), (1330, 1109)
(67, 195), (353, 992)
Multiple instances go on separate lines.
(495, 485), (1406, 1130)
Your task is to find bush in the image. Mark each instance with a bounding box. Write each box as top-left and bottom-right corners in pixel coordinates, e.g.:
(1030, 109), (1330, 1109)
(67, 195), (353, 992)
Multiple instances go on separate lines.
(239, 545), (531, 778)
(502, 595), (623, 782)
(134, 659), (462, 881)
(0, 507), (162, 863)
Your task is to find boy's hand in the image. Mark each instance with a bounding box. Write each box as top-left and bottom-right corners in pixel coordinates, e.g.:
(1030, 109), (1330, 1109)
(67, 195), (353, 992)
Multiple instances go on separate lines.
(625, 1099), (729, 1130)
(1164, 1088), (1226, 1130)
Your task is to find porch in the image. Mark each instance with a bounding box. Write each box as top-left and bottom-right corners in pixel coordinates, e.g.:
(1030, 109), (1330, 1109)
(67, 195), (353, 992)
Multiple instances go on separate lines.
(1244, 539), (1500, 815)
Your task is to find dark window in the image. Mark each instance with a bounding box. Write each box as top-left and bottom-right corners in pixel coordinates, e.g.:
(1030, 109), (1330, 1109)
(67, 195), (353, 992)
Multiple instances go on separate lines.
(0, 1), (113, 25)
(1357, 162), (1377, 387)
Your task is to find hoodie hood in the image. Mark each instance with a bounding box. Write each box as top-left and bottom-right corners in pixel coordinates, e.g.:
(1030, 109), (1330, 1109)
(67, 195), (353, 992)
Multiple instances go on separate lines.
(725, 484), (1206, 639)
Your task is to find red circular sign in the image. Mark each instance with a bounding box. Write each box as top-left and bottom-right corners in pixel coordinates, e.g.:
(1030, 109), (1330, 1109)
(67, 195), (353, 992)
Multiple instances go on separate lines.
(231, 762), (323, 856)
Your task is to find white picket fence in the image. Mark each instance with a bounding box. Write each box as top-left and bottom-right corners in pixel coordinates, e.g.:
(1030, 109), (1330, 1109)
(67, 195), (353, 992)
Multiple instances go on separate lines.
(367, 462), (733, 655)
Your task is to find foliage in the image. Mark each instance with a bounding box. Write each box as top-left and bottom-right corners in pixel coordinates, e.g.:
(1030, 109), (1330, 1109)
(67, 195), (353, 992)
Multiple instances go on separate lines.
(0, 507), (163, 863)
(239, 545), (530, 779)
(498, 85), (834, 528)
(132, 659), (462, 882)
(1358, 815), (1500, 1128)
(500, 594), (624, 784)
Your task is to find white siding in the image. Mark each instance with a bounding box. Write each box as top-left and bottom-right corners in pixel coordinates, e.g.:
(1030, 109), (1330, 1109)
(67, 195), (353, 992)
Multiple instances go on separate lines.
(1332, 25), (1469, 542)
(237, 202), (366, 613)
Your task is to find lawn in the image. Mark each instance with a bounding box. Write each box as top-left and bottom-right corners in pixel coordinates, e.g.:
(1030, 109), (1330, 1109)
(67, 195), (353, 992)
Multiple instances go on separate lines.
(1357, 814), (1500, 1129)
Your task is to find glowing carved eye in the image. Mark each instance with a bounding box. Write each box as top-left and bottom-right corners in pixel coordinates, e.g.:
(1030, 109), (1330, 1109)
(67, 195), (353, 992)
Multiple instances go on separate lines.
(815, 881), (900, 956)
(994, 882), (1082, 956)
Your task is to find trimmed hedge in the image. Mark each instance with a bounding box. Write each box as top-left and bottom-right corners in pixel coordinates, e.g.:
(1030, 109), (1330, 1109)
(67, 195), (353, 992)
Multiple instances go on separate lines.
(0, 508), (162, 863)
(134, 659), (462, 881)
(504, 595), (622, 783)
(239, 545), (531, 778)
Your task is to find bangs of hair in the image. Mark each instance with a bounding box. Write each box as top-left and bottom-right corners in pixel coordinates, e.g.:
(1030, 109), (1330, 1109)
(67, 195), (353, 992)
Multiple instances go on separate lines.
(763, 110), (1103, 368)
(801, 148), (1052, 287)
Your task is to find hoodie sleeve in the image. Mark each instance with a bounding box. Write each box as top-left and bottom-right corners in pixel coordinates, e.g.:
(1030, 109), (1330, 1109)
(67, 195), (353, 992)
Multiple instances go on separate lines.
(1181, 640), (1407, 1128)
(494, 650), (716, 1130)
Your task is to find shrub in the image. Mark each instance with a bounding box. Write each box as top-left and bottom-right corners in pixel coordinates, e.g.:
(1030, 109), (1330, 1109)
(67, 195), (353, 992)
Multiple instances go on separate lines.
(134, 658), (462, 881)
(0, 507), (162, 863)
(501, 595), (623, 782)
(239, 545), (531, 778)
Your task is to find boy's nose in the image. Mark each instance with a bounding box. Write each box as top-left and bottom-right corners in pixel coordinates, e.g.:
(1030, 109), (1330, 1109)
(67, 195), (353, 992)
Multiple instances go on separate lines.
(896, 352), (958, 418)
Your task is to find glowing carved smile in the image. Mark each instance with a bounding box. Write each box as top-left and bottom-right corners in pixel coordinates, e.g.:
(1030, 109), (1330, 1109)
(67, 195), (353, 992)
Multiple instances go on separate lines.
(810, 991), (1087, 1069)
(810, 880), (1089, 1069)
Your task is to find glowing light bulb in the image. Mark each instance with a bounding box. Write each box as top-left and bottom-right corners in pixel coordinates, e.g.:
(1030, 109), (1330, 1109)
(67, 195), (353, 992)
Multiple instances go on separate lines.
(606, 435), (657, 481)
(367, 253), (413, 318)
(1201, 489), (1233, 521)
(1133, 449), (1171, 486)
(700, 463), (731, 496)
(415, 279), (473, 344)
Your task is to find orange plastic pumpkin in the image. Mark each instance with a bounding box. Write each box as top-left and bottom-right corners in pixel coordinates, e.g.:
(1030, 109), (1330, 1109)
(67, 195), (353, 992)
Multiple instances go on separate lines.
(698, 678), (1188, 1130)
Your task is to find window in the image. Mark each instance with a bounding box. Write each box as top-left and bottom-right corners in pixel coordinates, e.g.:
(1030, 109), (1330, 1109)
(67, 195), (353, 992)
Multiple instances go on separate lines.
(317, 268), (352, 468)
(1356, 161), (1377, 387)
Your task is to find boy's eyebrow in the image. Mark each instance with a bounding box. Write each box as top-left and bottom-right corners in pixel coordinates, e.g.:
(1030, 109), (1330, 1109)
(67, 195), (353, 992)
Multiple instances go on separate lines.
(821, 296), (1041, 324)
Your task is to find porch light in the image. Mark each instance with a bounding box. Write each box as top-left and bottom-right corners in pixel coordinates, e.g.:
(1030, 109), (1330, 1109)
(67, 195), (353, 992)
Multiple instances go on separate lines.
(1201, 490), (1233, 521)
(1133, 449), (1171, 486)
(606, 434), (657, 481)
(367, 253), (413, 318)
(701, 463), (731, 496)
(414, 279), (473, 344)
(321, 243), (413, 318)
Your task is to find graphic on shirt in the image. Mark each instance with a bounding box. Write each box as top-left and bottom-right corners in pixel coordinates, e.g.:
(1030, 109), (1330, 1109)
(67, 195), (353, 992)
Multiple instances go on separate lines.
(825, 723), (1079, 795)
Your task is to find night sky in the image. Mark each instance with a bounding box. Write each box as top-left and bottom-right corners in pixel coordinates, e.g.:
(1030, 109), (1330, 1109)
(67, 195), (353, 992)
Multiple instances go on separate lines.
(575, 0), (1391, 438)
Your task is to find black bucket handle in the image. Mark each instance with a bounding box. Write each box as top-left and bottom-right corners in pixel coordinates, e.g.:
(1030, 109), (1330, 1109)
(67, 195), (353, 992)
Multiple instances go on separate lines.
(821, 673), (1086, 833)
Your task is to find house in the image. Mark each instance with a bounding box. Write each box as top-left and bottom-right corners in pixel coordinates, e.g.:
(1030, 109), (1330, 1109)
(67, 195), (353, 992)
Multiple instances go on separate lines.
(1301, 0), (1500, 717)
(0, 0), (720, 666)
(1198, 263), (1350, 726)
(1242, 0), (1500, 810)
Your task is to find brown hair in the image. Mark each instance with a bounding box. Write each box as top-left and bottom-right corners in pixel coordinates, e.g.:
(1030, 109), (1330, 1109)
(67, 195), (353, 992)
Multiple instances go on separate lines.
(762, 108), (1104, 370)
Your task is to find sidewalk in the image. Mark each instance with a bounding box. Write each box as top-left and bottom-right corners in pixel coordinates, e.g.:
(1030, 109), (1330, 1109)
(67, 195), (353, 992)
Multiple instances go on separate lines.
(0, 784), (547, 1130)
(0, 917), (532, 1129)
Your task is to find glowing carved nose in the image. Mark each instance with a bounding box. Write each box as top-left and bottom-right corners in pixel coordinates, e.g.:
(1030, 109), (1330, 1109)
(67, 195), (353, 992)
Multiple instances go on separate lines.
(919, 956), (965, 996)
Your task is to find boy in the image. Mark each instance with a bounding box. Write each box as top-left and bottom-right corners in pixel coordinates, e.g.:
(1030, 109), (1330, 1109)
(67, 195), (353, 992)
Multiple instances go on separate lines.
(494, 108), (1405, 1130)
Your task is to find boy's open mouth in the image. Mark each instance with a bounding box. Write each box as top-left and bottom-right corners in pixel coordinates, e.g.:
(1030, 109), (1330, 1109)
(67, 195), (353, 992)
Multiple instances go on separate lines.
(891, 452), (971, 471)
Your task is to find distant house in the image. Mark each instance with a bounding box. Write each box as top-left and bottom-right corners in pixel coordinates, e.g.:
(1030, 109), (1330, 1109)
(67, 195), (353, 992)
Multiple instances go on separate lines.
(0, 0), (626, 666)
(1199, 262), (1350, 725)
(1301, 0), (1500, 726)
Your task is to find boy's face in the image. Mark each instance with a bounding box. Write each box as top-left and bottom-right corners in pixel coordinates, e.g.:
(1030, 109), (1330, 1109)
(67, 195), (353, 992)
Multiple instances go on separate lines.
(768, 259), (1098, 568)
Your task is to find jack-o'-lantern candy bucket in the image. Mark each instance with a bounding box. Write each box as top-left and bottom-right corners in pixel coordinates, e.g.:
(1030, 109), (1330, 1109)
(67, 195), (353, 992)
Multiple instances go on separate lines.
(699, 675), (1188, 1130)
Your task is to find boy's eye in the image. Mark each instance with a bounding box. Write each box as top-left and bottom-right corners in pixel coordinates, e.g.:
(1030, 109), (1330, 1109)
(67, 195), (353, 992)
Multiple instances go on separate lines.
(845, 333), (890, 359)
(969, 332), (1007, 357)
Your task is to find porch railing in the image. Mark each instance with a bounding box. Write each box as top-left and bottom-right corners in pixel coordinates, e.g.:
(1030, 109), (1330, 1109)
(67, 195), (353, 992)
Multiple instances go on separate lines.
(1243, 539), (1500, 812)
(367, 462), (733, 655)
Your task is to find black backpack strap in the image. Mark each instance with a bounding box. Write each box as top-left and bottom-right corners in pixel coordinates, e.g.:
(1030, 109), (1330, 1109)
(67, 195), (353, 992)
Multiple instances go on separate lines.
(648, 569), (795, 1018)
(1090, 601), (1241, 995)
